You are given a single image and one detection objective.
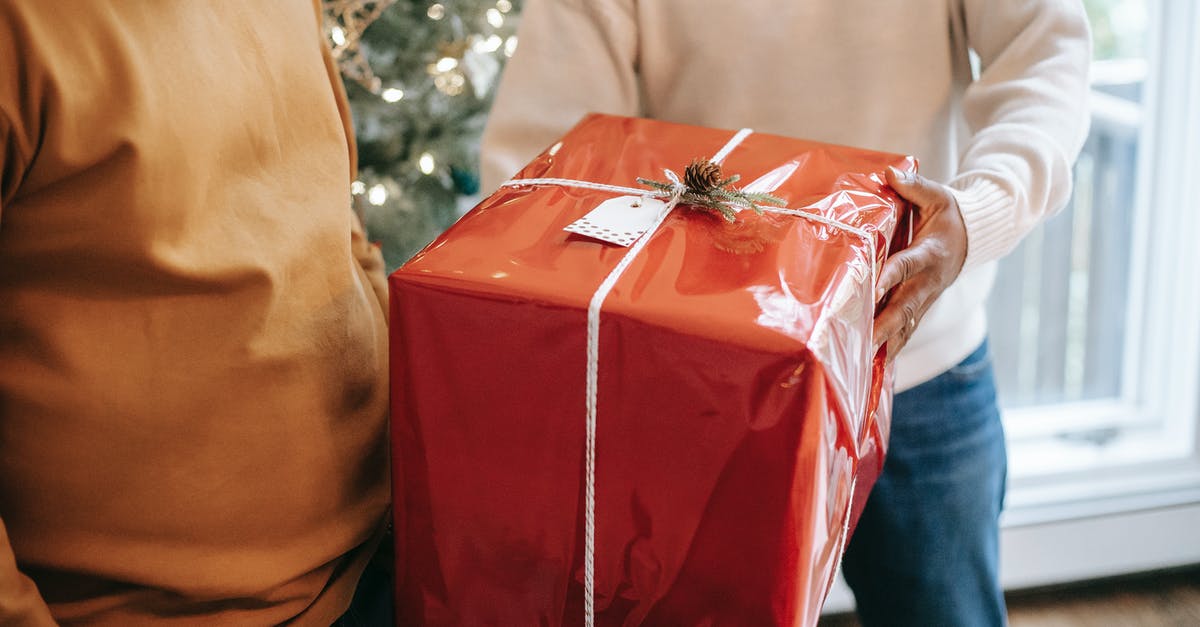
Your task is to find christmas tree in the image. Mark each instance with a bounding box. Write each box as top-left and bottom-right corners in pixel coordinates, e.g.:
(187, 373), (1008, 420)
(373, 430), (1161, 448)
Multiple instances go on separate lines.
(323, 0), (522, 269)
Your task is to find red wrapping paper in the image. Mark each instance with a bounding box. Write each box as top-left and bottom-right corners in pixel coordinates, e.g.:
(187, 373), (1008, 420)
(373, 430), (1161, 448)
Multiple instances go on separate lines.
(390, 114), (914, 626)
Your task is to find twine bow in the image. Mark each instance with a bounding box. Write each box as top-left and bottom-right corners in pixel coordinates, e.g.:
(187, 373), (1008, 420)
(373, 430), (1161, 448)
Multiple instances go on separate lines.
(638, 159), (787, 221)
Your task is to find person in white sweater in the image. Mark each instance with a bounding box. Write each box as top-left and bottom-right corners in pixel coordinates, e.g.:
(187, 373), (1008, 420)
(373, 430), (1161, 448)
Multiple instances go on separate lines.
(481, 1), (1091, 624)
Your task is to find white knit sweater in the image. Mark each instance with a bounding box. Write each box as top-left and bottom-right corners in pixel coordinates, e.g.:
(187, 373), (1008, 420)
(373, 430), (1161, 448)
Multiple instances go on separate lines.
(481, 0), (1092, 391)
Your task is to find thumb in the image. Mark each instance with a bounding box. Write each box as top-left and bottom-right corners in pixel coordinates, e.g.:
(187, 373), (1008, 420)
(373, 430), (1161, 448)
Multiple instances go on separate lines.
(886, 166), (944, 208)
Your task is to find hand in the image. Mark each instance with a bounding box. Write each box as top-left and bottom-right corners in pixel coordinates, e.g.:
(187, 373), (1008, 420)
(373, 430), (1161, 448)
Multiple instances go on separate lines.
(873, 166), (969, 362)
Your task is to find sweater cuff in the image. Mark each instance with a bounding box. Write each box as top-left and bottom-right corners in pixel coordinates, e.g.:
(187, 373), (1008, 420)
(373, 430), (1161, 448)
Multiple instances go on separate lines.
(950, 177), (1014, 271)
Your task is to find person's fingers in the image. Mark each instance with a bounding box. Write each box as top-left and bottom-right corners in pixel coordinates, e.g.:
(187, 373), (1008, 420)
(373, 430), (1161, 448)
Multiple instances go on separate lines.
(874, 281), (922, 349)
(874, 239), (960, 352)
(885, 166), (948, 210)
(872, 166), (969, 360)
(875, 167), (958, 302)
(873, 278), (938, 358)
(876, 242), (934, 302)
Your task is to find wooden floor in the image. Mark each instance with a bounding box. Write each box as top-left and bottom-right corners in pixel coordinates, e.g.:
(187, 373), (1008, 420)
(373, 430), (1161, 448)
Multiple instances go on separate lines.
(818, 567), (1200, 627)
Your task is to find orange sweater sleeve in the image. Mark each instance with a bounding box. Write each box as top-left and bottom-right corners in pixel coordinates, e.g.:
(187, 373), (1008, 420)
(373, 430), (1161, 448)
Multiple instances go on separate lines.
(0, 132), (56, 621)
(1, 111), (8, 219)
(0, 24), (54, 625)
(0, 520), (54, 626)
(1, 59), (28, 223)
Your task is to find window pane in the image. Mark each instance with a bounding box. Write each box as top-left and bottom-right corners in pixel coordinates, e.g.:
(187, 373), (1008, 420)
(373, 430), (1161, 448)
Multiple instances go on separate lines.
(987, 0), (1148, 408)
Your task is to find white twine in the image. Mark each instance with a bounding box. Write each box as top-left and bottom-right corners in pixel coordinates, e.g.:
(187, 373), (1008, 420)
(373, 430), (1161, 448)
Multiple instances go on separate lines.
(709, 127), (754, 165)
(581, 176), (684, 626)
(500, 184), (873, 248)
(500, 177), (662, 199)
(762, 207), (871, 242)
(580, 132), (743, 627)
(499, 129), (871, 625)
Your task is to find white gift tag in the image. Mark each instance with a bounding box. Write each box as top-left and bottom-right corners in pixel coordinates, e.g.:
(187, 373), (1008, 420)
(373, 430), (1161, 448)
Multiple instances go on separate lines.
(564, 196), (668, 247)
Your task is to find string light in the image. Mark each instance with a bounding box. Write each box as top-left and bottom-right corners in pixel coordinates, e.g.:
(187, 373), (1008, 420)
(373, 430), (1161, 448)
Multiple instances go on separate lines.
(351, 180), (366, 195)
(473, 34), (503, 53)
(418, 153), (436, 174)
(368, 184), (388, 205)
(496, 0), (512, 12)
(324, 1), (396, 93)
(427, 3), (444, 19)
(435, 56), (459, 72)
(434, 73), (466, 96)
(381, 87), (405, 102)
(486, 8), (504, 28)
(504, 35), (519, 57)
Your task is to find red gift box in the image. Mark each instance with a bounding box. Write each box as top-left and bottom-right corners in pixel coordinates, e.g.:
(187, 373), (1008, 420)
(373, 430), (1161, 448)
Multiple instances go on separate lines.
(390, 114), (913, 626)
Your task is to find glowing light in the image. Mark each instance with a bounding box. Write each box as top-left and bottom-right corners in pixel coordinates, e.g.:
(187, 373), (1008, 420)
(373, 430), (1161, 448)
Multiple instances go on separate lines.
(504, 35), (519, 57)
(434, 73), (466, 96)
(427, 3), (445, 19)
(496, 0), (512, 12)
(418, 153), (436, 175)
(381, 87), (405, 102)
(474, 34), (503, 53)
(330, 26), (346, 46)
(350, 180), (366, 195)
(435, 56), (459, 72)
(367, 184), (387, 206)
(486, 8), (504, 28)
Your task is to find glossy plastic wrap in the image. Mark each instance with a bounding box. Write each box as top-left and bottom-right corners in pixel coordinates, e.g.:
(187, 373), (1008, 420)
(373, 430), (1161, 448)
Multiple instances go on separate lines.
(390, 114), (915, 626)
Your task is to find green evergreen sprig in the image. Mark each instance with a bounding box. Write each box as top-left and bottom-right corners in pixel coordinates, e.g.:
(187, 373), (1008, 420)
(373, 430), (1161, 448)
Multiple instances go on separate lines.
(637, 159), (786, 222)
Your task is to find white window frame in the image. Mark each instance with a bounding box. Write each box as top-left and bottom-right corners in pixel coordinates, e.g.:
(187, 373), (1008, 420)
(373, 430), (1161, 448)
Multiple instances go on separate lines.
(827, 1), (1200, 611)
(1001, 0), (1200, 519)
(987, 0), (1200, 592)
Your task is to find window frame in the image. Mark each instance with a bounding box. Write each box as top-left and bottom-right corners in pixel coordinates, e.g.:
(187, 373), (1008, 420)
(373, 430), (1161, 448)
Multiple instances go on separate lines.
(826, 4), (1200, 612)
(999, 0), (1200, 527)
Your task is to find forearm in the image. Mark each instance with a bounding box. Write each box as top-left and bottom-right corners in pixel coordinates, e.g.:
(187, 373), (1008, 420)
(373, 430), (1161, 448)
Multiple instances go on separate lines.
(953, 0), (1092, 269)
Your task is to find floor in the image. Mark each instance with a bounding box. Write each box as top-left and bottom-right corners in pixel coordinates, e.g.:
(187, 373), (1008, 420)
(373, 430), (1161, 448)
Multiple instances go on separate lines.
(818, 567), (1200, 627)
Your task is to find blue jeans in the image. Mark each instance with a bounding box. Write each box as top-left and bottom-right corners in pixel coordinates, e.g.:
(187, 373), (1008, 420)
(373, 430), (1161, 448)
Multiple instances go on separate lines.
(842, 341), (1008, 627)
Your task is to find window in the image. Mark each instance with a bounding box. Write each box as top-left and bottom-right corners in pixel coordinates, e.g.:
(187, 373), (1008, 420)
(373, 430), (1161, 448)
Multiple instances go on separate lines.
(829, 2), (1200, 609)
(991, 0), (1200, 589)
(988, 0), (1146, 411)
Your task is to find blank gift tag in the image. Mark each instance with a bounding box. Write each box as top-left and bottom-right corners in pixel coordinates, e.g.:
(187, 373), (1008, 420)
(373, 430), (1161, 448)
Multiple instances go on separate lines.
(564, 196), (668, 247)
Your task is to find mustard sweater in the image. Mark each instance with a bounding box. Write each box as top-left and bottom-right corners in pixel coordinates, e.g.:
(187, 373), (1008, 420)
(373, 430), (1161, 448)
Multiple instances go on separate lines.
(0, 1), (389, 624)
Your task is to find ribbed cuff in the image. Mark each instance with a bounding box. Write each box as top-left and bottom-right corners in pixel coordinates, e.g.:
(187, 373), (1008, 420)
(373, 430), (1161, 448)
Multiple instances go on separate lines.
(950, 177), (1014, 271)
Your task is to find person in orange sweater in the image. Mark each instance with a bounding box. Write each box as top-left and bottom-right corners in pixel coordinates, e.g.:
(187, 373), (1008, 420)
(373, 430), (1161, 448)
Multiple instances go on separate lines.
(0, 1), (391, 624)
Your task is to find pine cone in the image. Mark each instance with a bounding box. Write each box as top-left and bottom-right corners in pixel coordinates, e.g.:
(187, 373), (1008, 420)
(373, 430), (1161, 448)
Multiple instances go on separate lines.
(684, 159), (723, 193)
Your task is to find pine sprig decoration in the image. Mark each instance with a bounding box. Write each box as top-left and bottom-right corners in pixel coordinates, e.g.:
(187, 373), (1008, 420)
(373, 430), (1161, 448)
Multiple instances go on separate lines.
(638, 159), (786, 222)
(683, 159), (724, 192)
